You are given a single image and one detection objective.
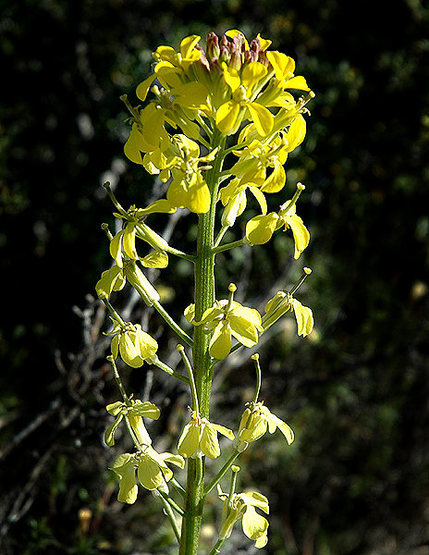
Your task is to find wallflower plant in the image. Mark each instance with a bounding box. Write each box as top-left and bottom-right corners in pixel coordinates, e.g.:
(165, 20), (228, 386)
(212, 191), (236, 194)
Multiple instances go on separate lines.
(96, 29), (315, 553)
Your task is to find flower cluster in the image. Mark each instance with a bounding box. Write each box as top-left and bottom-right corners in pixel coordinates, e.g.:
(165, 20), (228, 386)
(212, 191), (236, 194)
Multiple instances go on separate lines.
(95, 29), (315, 553)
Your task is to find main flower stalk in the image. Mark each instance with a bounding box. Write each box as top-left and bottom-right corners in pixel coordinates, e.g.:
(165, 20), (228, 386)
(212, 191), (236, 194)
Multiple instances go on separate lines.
(180, 130), (226, 554)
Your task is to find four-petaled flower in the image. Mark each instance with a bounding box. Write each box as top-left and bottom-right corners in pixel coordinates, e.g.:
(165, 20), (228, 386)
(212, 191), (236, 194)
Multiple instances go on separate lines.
(177, 410), (234, 459)
(217, 485), (270, 549)
(111, 448), (184, 503)
(238, 402), (294, 445)
(185, 284), (263, 359)
(108, 321), (158, 368)
(263, 290), (314, 337)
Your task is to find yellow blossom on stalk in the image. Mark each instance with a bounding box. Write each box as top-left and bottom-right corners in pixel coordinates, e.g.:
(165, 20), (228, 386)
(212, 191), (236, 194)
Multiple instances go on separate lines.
(217, 485), (270, 549)
(111, 448), (184, 503)
(185, 284), (263, 359)
(109, 203), (175, 269)
(216, 61), (274, 136)
(263, 289), (314, 337)
(108, 321), (158, 368)
(95, 265), (126, 300)
(245, 183), (310, 259)
(177, 410), (234, 459)
(218, 178), (267, 229)
(104, 399), (160, 447)
(238, 402), (294, 445)
(165, 135), (218, 213)
(230, 133), (289, 193)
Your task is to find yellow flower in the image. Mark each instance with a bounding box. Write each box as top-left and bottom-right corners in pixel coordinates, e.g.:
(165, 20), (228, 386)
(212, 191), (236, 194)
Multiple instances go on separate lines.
(216, 61), (274, 136)
(187, 284), (263, 359)
(110, 447), (184, 502)
(104, 399), (160, 447)
(95, 265), (126, 300)
(109, 204), (173, 270)
(278, 201), (310, 259)
(245, 183), (310, 259)
(218, 178), (267, 229)
(177, 410), (234, 459)
(230, 134), (288, 194)
(238, 402), (294, 445)
(263, 290), (314, 337)
(218, 486), (270, 549)
(110, 322), (158, 368)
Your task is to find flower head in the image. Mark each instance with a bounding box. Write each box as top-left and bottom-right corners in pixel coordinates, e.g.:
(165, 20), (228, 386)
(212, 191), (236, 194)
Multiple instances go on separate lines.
(104, 399), (160, 447)
(263, 289), (314, 337)
(110, 447), (184, 503)
(217, 485), (270, 549)
(185, 284), (263, 359)
(238, 402), (294, 445)
(177, 410), (234, 459)
(108, 321), (158, 368)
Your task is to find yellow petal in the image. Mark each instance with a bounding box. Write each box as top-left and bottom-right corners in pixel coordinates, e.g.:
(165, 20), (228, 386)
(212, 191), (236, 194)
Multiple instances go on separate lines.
(110, 231), (124, 267)
(134, 326), (158, 359)
(211, 423), (235, 441)
(225, 29), (249, 50)
(124, 123), (153, 164)
(140, 250), (169, 268)
(260, 160), (286, 193)
(256, 33), (272, 51)
(119, 332), (143, 368)
(216, 101), (241, 135)
(266, 51), (295, 80)
(242, 505), (269, 542)
(241, 62), (267, 90)
(177, 421), (201, 458)
(173, 82), (210, 110)
(285, 115), (306, 152)
(111, 454), (138, 504)
(247, 103), (273, 136)
(200, 422), (221, 458)
(246, 213), (279, 245)
(136, 74), (156, 102)
(248, 186), (267, 215)
(122, 223), (138, 260)
(209, 321), (232, 359)
(137, 454), (163, 490)
(286, 213), (310, 259)
(285, 75), (310, 91)
(292, 298), (314, 337)
(180, 35), (201, 59)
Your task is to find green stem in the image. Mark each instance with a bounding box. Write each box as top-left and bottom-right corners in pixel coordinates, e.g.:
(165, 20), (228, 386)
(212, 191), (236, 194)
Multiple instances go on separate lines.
(150, 356), (190, 385)
(208, 537), (227, 555)
(177, 345), (200, 414)
(204, 450), (240, 497)
(156, 492), (182, 542)
(152, 299), (194, 347)
(213, 237), (247, 255)
(107, 356), (130, 405)
(156, 488), (185, 517)
(179, 129), (226, 555)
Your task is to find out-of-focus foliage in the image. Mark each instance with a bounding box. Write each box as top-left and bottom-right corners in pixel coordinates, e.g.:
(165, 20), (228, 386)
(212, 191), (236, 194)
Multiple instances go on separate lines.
(1, 0), (428, 553)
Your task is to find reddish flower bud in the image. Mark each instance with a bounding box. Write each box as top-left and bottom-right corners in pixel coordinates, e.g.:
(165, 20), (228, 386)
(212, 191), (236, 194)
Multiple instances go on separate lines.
(206, 32), (220, 61)
(219, 45), (231, 64)
(230, 50), (242, 71)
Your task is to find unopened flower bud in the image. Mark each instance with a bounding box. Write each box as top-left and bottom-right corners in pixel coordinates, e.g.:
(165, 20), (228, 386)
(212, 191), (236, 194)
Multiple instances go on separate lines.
(219, 45), (231, 64)
(249, 38), (261, 57)
(229, 50), (242, 71)
(206, 32), (220, 61)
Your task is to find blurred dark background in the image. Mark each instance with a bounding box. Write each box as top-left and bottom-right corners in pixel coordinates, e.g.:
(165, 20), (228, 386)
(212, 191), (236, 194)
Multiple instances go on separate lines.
(1, 0), (428, 553)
